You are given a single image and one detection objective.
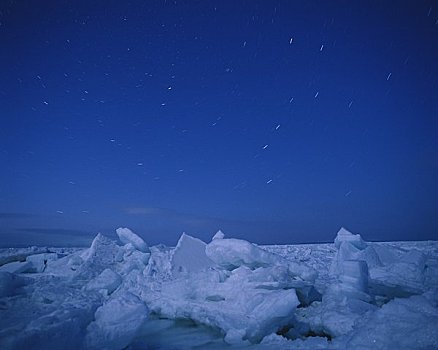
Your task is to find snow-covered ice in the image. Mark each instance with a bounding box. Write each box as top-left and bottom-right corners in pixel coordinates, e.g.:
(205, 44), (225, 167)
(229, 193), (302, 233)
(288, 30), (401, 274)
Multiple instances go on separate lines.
(0, 226), (437, 349)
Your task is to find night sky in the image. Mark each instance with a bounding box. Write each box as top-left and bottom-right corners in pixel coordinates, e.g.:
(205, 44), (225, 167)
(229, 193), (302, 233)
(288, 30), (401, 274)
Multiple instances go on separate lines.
(1, 1), (437, 247)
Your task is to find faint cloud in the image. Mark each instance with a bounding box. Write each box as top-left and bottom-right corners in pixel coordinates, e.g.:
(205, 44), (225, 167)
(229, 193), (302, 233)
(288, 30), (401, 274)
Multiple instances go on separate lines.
(125, 207), (172, 215)
(124, 206), (223, 229)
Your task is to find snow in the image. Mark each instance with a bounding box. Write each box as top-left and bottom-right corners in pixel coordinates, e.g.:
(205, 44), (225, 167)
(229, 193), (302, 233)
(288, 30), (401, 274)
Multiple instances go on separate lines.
(0, 227), (437, 349)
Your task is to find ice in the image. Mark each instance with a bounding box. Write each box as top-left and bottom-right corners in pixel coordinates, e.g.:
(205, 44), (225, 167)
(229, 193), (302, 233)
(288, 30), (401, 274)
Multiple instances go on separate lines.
(171, 233), (215, 274)
(116, 240), (151, 277)
(211, 229), (225, 240)
(261, 333), (334, 349)
(143, 244), (173, 279)
(206, 237), (317, 281)
(85, 292), (149, 350)
(337, 260), (369, 295)
(0, 271), (28, 297)
(25, 252), (58, 273)
(0, 228), (437, 349)
(345, 293), (438, 349)
(115, 227), (150, 253)
(0, 281), (101, 350)
(334, 227), (366, 250)
(146, 271), (300, 344)
(206, 237), (275, 269)
(0, 260), (33, 274)
(85, 268), (122, 295)
(137, 236), (310, 344)
(330, 227), (381, 275)
(369, 249), (428, 298)
(0, 247), (49, 266)
(297, 229), (377, 338)
(73, 233), (123, 281)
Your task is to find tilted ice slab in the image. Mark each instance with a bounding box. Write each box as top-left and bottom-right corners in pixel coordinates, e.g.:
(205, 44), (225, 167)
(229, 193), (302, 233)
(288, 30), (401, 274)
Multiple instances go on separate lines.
(171, 232), (215, 274)
(115, 227), (150, 253)
(369, 248), (429, 298)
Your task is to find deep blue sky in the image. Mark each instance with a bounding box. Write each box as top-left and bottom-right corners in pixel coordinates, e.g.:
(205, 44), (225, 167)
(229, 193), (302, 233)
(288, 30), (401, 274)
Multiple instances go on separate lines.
(1, 1), (437, 247)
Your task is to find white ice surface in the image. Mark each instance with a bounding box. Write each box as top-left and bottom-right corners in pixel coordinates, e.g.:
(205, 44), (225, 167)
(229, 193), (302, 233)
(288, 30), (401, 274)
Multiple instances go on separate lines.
(0, 228), (437, 350)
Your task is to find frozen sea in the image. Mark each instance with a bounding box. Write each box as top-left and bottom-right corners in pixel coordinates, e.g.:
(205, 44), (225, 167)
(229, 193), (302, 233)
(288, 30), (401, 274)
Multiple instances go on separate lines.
(0, 228), (437, 349)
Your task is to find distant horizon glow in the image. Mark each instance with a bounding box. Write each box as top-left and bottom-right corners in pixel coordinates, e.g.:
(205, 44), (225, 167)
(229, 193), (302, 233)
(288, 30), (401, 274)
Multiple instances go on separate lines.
(1, 1), (437, 247)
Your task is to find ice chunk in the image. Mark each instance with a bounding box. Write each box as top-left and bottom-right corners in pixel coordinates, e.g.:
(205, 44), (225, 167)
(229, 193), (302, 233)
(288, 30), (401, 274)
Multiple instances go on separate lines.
(85, 268), (122, 295)
(0, 246), (49, 266)
(206, 237), (317, 281)
(171, 233), (215, 274)
(338, 260), (369, 294)
(120, 248), (150, 275)
(345, 294), (438, 349)
(224, 329), (250, 345)
(206, 238), (279, 270)
(330, 230), (381, 276)
(144, 257), (301, 345)
(0, 260), (33, 274)
(153, 277), (299, 344)
(0, 271), (27, 297)
(334, 227), (366, 250)
(373, 243), (405, 265)
(212, 230), (225, 240)
(296, 290), (377, 338)
(296, 231), (375, 338)
(369, 249), (427, 298)
(261, 333), (333, 349)
(26, 253), (58, 273)
(73, 233), (122, 281)
(3, 288), (101, 350)
(295, 284), (322, 306)
(143, 245), (173, 279)
(116, 227), (150, 253)
(85, 292), (149, 350)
